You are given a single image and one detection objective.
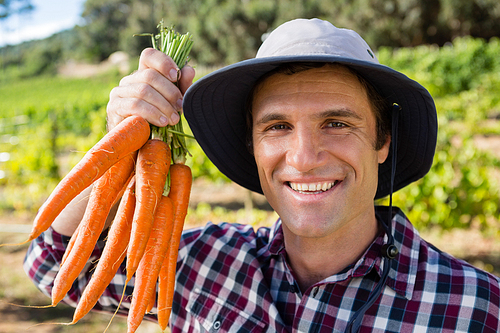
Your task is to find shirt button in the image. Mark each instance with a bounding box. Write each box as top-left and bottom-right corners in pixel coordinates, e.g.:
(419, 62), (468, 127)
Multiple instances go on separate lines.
(312, 286), (319, 298)
(213, 320), (221, 330)
(289, 284), (297, 293)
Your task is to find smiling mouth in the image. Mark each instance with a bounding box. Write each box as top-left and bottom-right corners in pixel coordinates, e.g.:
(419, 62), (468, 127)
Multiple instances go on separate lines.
(288, 180), (340, 194)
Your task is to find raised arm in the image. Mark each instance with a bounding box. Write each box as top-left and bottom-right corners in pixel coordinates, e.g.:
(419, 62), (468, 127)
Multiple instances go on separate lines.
(50, 49), (195, 237)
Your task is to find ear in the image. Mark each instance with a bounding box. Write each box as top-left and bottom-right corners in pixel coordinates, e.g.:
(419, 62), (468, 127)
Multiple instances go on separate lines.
(378, 135), (391, 164)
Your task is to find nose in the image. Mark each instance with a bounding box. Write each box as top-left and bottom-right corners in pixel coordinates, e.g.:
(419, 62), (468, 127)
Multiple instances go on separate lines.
(286, 127), (326, 173)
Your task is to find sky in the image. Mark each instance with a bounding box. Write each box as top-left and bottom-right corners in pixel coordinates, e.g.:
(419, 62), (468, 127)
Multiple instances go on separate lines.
(0, 0), (86, 47)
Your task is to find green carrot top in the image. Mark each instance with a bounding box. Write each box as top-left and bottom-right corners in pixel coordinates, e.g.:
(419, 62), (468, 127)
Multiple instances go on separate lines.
(136, 20), (194, 165)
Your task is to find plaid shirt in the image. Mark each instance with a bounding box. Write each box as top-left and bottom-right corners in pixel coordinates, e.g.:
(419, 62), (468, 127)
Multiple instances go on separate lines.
(24, 206), (500, 332)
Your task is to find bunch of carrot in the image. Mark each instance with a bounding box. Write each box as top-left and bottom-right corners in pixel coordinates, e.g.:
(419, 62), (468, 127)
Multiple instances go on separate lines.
(12, 22), (194, 333)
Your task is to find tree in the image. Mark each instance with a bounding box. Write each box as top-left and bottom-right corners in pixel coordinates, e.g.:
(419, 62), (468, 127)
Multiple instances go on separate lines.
(0, 0), (33, 20)
(440, 0), (500, 41)
(325, 0), (500, 48)
(79, 0), (133, 61)
(75, 0), (500, 65)
(117, 0), (167, 58)
(158, 0), (331, 65)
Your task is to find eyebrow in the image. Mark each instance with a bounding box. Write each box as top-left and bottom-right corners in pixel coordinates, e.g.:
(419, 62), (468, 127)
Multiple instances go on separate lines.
(255, 108), (363, 126)
(254, 113), (287, 126)
(316, 109), (363, 121)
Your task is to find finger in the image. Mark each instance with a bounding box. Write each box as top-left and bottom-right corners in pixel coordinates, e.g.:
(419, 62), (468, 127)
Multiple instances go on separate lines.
(122, 68), (184, 116)
(108, 83), (180, 128)
(120, 68), (183, 108)
(178, 65), (196, 95)
(107, 94), (170, 129)
(138, 48), (179, 82)
(106, 102), (125, 132)
(108, 97), (163, 125)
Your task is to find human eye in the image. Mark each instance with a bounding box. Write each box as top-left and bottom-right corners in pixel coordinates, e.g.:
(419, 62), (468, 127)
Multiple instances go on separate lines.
(325, 120), (347, 128)
(267, 123), (290, 131)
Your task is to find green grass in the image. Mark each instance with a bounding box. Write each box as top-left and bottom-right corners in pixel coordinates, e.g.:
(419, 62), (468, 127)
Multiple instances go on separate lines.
(0, 73), (120, 117)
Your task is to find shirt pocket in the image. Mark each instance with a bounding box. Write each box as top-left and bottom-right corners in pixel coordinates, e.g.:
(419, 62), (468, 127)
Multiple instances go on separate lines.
(187, 288), (267, 333)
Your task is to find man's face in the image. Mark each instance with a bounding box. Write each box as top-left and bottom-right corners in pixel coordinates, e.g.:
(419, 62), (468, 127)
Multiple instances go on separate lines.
(251, 65), (390, 240)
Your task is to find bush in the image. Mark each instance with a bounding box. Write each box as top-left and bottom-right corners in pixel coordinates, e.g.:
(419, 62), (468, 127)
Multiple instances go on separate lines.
(378, 36), (500, 120)
(377, 37), (500, 231)
(379, 116), (500, 231)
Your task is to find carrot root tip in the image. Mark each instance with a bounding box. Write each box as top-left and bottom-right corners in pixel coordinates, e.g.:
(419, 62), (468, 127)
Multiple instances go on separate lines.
(26, 321), (74, 330)
(1, 300), (55, 309)
(104, 282), (129, 333)
(0, 238), (31, 247)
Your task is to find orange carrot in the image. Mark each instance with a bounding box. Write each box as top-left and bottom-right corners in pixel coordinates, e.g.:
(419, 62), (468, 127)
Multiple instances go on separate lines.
(61, 222), (81, 266)
(61, 170), (133, 267)
(146, 281), (157, 314)
(126, 139), (170, 283)
(157, 164), (192, 330)
(71, 175), (137, 324)
(127, 195), (174, 333)
(51, 153), (136, 306)
(21, 116), (149, 246)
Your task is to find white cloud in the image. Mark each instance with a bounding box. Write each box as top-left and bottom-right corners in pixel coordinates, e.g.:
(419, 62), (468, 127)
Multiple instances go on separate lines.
(0, 19), (78, 46)
(0, 0), (86, 47)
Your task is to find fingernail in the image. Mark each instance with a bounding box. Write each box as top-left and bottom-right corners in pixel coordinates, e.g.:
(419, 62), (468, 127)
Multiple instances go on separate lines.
(169, 68), (179, 81)
(176, 98), (183, 110)
(160, 116), (168, 125)
(170, 112), (180, 124)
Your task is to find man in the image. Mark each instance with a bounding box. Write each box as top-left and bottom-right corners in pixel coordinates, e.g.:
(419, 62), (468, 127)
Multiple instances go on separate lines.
(25, 18), (500, 332)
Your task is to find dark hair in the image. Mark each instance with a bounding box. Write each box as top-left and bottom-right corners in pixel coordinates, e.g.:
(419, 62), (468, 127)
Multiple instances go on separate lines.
(245, 62), (392, 153)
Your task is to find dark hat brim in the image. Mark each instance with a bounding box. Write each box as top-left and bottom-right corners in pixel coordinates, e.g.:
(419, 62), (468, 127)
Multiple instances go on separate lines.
(183, 54), (437, 199)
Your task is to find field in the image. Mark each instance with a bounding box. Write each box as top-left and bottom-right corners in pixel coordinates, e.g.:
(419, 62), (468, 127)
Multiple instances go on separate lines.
(1, 36), (500, 331)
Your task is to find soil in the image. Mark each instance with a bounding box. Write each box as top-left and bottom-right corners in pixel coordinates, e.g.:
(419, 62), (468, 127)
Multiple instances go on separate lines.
(57, 52), (131, 78)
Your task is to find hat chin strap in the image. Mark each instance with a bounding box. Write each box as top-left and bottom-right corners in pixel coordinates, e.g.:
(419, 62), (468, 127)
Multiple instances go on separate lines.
(345, 103), (401, 333)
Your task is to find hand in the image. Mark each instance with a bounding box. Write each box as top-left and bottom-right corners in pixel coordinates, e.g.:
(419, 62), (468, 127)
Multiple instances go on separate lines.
(106, 48), (196, 130)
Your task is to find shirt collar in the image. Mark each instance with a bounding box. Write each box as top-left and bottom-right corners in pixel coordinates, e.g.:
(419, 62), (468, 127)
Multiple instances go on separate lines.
(266, 206), (420, 300)
(268, 219), (285, 256)
(380, 206), (420, 300)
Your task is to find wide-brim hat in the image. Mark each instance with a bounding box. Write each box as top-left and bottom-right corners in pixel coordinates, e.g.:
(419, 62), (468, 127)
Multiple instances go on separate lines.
(183, 18), (437, 199)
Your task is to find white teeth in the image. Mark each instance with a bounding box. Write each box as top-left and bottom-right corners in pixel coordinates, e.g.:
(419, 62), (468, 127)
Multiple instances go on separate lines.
(289, 181), (338, 194)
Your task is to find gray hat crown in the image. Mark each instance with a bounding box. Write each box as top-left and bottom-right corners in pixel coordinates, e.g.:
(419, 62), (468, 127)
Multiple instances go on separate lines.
(257, 18), (378, 64)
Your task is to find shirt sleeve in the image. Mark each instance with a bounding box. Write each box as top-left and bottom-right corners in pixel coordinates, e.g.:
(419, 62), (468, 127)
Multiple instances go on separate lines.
(23, 227), (109, 308)
(21, 224), (209, 321)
